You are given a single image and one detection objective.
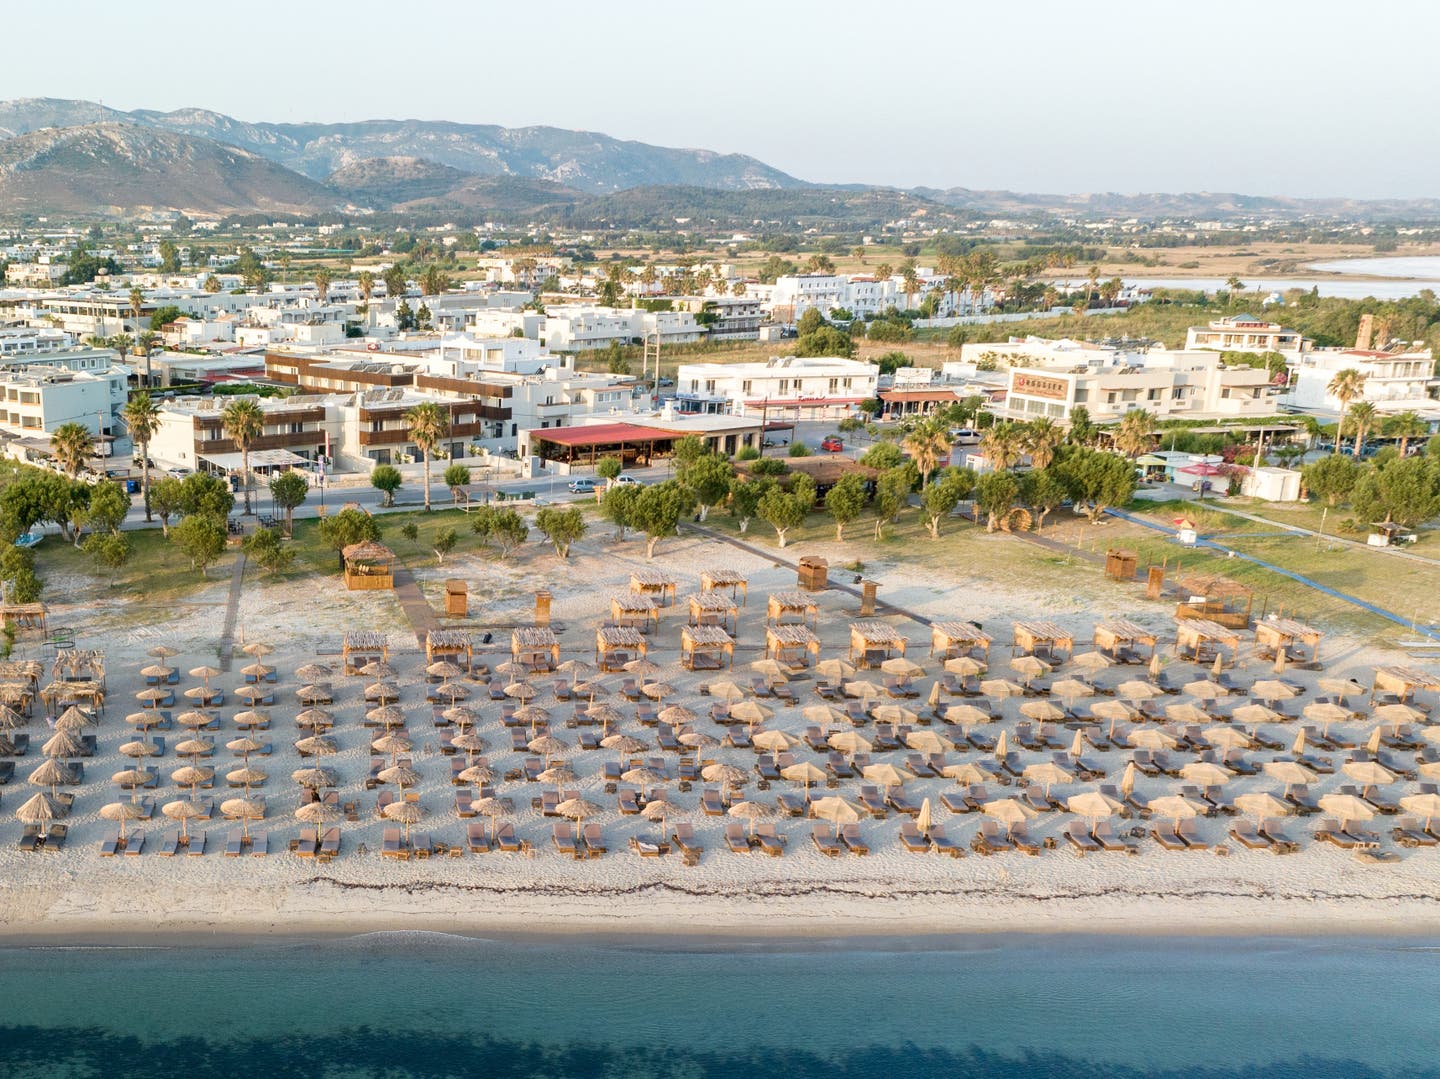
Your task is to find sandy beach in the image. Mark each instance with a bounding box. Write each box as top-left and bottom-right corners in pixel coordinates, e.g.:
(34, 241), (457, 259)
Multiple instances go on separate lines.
(3, 522), (1439, 943)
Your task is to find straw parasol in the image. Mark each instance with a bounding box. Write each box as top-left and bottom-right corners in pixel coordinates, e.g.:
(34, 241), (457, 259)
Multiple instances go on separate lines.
(450, 732), (488, 760)
(981, 679), (1025, 699)
(1067, 790), (1124, 826)
(816, 658), (856, 680)
(1398, 793), (1440, 830)
(729, 701), (773, 727)
(726, 799), (773, 836)
(1372, 703), (1425, 726)
(292, 766), (338, 789)
(916, 797), (934, 837)
(0, 705), (26, 731)
(458, 763), (496, 786)
(189, 664), (221, 685)
(240, 662), (275, 681)
(527, 733), (569, 759)
(944, 656), (985, 677)
(226, 766), (268, 788)
(557, 659), (594, 677)
(707, 679), (746, 703)
(942, 761), (993, 784)
(1050, 679), (1095, 701)
(1252, 680), (1299, 701)
(443, 705), (482, 727)
(944, 704), (993, 727)
(175, 710), (214, 731)
(702, 763), (748, 790)
(171, 765), (214, 798)
(111, 768), (156, 799)
(173, 738), (214, 760)
(227, 735), (266, 757)
(148, 645), (180, 659)
(53, 705), (96, 733)
(433, 683), (470, 702)
(371, 732), (413, 760)
(749, 659), (790, 683)
(1183, 679), (1228, 701)
(1165, 702), (1211, 725)
(904, 729), (951, 755)
(781, 761), (827, 788)
(640, 793), (683, 837)
(294, 735), (339, 758)
(600, 733), (648, 754)
(382, 800), (423, 842)
(1302, 701), (1351, 730)
(982, 797), (1038, 831)
(15, 791), (60, 826)
(221, 797), (265, 824)
(1117, 680), (1160, 702)
(678, 730), (721, 750)
(1127, 727), (1179, 750)
(294, 707), (334, 729)
(470, 796), (506, 841)
(1070, 651), (1112, 672)
(427, 660), (465, 680)
(41, 730), (82, 759)
(828, 730), (873, 758)
(502, 681), (535, 701)
(620, 767), (666, 796)
(1318, 793), (1375, 827)
(871, 704), (920, 726)
(1147, 794), (1203, 824)
(294, 663), (332, 682)
(377, 762), (421, 791)
(1120, 761), (1138, 798)
(1019, 700), (1065, 723)
(162, 799), (206, 843)
(1204, 726), (1253, 751)
(99, 800), (147, 842)
(1263, 760), (1317, 786)
(624, 658), (662, 677)
(881, 657), (925, 679)
(657, 705), (698, 727)
(1180, 761), (1234, 786)
(1023, 760), (1073, 794)
(1232, 703), (1282, 725)
(1233, 792), (1292, 818)
(359, 661), (397, 679)
(1342, 760), (1397, 786)
(119, 738), (159, 759)
(1009, 655), (1050, 684)
(366, 705), (405, 727)
(641, 682), (675, 700)
(241, 641), (275, 659)
(135, 687), (169, 705)
(861, 763), (906, 789)
(555, 796), (602, 832)
(808, 796), (862, 825)
(1090, 699), (1136, 725)
(843, 680), (883, 700)
(751, 730), (799, 753)
(364, 681), (401, 701)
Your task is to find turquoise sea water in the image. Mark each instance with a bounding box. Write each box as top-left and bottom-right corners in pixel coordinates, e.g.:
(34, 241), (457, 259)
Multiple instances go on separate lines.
(0, 933), (1435, 1077)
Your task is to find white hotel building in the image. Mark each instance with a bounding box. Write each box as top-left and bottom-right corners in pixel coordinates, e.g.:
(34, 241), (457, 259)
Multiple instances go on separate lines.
(674, 356), (879, 419)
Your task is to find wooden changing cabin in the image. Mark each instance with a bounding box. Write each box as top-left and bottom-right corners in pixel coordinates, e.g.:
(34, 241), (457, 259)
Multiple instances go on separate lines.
(930, 621), (992, 661)
(512, 627), (560, 672)
(342, 542), (395, 591)
(1012, 620), (1075, 661)
(596, 626), (647, 672)
(629, 569), (677, 608)
(1174, 573), (1253, 630)
(610, 594), (660, 633)
(1093, 619), (1158, 661)
(680, 624), (734, 671)
(343, 631), (389, 674)
(765, 624), (820, 668)
(1253, 618), (1322, 665)
(849, 621), (907, 668)
(700, 569), (748, 605)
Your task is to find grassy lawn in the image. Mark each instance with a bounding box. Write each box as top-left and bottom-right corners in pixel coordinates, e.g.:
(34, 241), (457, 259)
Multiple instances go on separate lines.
(33, 527), (240, 606)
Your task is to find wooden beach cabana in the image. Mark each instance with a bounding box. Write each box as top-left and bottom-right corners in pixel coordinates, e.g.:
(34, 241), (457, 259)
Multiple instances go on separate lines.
(596, 626), (647, 672)
(850, 621), (907, 668)
(1012, 620), (1075, 661)
(0, 660), (43, 692)
(930, 621), (992, 661)
(1173, 618), (1241, 665)
(701, 569), (748, 605)
(343, 631), (389, 674)
(1174, 573), (1253, 629)
(1371, 664), (1440, 704)
(342, 542), (395, 591)
(687, 592), (738, 634)
(0, 602), (46, 634)
(1093, 619), (1158, 661)
(767, 590), (819, 628)
(765, 624), (820, 669)
(610, 594), (660, 633)
(629, 569), (677, 608)
(1254, 618), (1323, 665)
(512, 627), (561, 672)
(680, 624), (734, 671)
(425, 629), (473, 669)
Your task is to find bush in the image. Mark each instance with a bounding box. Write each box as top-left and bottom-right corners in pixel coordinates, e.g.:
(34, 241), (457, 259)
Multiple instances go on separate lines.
(749, 457), (789, 476)
(787, 441), (811, 458)
(735, 446), (761, 461)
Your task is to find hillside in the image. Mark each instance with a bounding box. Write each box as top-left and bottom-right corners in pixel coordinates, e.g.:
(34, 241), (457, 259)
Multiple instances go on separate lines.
(393, 174), (584, 215)
(0, 122), (340, 215)
(325, 156), (472, 204)
(918, 186), (1440, 222)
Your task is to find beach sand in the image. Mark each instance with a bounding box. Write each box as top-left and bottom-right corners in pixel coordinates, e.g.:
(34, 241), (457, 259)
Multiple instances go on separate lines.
(2, 523), (1438, 942)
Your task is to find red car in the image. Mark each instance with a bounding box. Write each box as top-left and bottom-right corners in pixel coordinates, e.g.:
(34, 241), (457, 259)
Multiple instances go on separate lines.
(820, 436), (844, 452)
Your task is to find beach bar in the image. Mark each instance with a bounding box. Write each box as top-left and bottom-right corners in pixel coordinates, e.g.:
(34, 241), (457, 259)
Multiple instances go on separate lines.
(930, 621), (992, 661)
(687, 592), (738, 634)
(343, 631), (388, 674)
(1093, 619), (1158, 661)
(512, 627), (561, 672)
(1254, 618), (1323, 665)
(765, 624), (820, 668)
(701, 569), (748, 605)
(680, 624), (734, 671)
(1173, 618), (1242, 665)
(341, 542), (395, 591)
(0, 602), (46, 634)
(1012, 620), (1075, 661)
(629, 569), (677, 608)
(767, 590), (819, 628)
(610, 594), (660, 633)
(850, 621), (907, 668)
(595, 625), (647, 671)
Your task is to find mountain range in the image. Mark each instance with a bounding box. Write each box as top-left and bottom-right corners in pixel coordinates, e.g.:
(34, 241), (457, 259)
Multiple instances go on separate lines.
(0, 98), (1436, 224)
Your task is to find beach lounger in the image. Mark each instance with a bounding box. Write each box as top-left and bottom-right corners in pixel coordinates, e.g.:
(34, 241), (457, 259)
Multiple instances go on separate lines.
(725, 727), (752, 750)
(974, 821), (1014, 855)
(701, 788), (726, 816)
(467, 822), (491, 853)
(811, 823), (843, 857)
(1284, 784), (1321, 815)
(1175, 819), (1210, 851)
(886, 789), (920, 816)
(858, 785), (889, 818)
(186, 831), (206, 856)
(814, 679), (842, 700)
(754, 823), (785, 857)
(1092, 820), (1138, 854)
(897, 821), (930, 852)
(158, 830), (180, 857)
(1254, 819), (1297, 854)
(755, 754), (781, 782)
(495, 822), (522, 853)
(100, 828), (120, 857)
(617, 789), (641, 815)
(454, 790), (475, 818)
(929, 825), (964, 858)
(776, 791), (808, 817)
(826, 752), (854, 780)
(16, 824), (40, 852)
(1391, 816), (1439, 848)
(671, 822), (702, 857)
(552, 823), (580, 857)
(124, 832), (145, 856)
(725, 823), (752, 854)
(582, 823), (607, 857)
(1009, 822), (1041, 855)
(839, 823), (869, 855)
(381, 827), (406, 859)
(412, 832), (434, 858)
(225, 828), (244, 857)
(1064, 820), (1102, 854)
(1229, 820), (1272, 850)
(1151, 826), (1188, 851)
(630, 836), (666, 858)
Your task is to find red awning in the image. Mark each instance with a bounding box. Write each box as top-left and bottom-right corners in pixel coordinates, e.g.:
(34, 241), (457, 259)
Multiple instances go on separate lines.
(527, 422), (673, 447)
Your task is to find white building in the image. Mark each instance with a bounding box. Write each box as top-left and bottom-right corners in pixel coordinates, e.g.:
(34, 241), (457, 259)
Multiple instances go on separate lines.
(674, 355), (879, 418)
(540, 305), (702, 352)
(0, 366), (124, 443)
(1184, 314), (1309, 355)
(1283, 347), (1440, 418)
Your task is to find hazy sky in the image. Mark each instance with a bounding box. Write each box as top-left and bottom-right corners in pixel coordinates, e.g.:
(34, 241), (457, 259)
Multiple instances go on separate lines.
(5, 0), (1437, 199)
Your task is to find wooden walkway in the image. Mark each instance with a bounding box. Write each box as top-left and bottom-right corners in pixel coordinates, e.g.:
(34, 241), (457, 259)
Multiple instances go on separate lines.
(392, 565), (437, 647)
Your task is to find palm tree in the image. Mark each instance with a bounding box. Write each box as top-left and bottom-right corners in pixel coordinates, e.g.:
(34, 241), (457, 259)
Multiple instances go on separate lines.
(135, 331), (161, 388)
(1384, 410), (1427, 457)
(1347, 401), (1378, 459)
(221, 399), (265, 515)
(312, 268), (332, 303)
(903, 419), (952, 487)
(420, 265), (449, 297)
(357, 271), (375, 328)
(382, 266), (407, 303)
(108, 333), (134, 365)
(1326, 368), (1366, 454)
(50, 422), (95, 478)
(128, 287), (145, 333)
(979, 421), (1023, 471)
(900, 262), (920, 310)
(1023, 417), (1063, 469)
(874, 262), (893, 284)
(405, 402), (449, 512)
(121, 391), (161, 521)
(1113, 409), (1156, 458)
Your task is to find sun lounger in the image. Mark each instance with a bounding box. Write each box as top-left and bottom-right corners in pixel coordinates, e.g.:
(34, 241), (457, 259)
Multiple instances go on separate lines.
(897, 821), (930, 852)
(552, 822), (580, 857)
(1258, 819), (1299, 853)
(725, 823), (752, 854)
(318, 828), (340, 859)
(811, 823), (843, 857)
(381, 827), (405, 859)
(225, 828), (244, 857)
(776, 791), (807, 817)
(886, 789), (920, 816)
(582, 823), (607, 857)
(465, 821), (491, 853)
(974, 820), (1014, 855)
(929, 824), (964, 857)
(1284, 784), (1321, 814)
(755, 822), (785, 857)
(100, 828), (120, 857)
(671, 822), (702, 857)
(858, 785), (889, 817)
(16, 824), (40, 852)
(1151, 826), (1188, 851)
(826, 752), (854, 780)
(1064, 820), (1102, 853)
(495, 821), (522, 853)
(1229, 819), (1272, 850)
(839, 823), (870, 855)
(158, 830), (180, 857)
(617, 789), (641, 815)
(701, 788), (726, 816)
(124, 832), (145, 855)
(1092, 819), (1137, 854)
(1392, 816), (1439, 848)
(1175, 819), (1210, 850)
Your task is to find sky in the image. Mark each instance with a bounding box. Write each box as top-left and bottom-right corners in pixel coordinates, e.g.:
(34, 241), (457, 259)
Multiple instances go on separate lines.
(5, 0), (1438, 199)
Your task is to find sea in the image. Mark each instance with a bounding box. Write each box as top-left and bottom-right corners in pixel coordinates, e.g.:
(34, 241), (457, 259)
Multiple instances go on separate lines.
(0, 932), (1435, 1077)
(1052, 255), (1440, 301)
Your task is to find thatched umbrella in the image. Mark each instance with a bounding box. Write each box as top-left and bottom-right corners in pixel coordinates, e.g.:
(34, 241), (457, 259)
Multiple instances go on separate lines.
(641, 682), (675, 701)
(983, 797), (1039, 833)
(828, 730), (873, 758)
(235, 685), (272, 706)
(1070, 651), (1112, 673)
(503, 682), (536, 700)
(358, 661), (397, 680)
(512, 705), (551, 727)
(623, 658), (661, 677)
(749, 659), (790, 683)
(729, 701), (772, 728)
(816, 658), (856, 681)
(555, 797), (601, 843)
(537, 763), (579, 793)
(443, 705), (481, 727)
(173, 738), (215, 760)
(226, 766), (268, 790)
(188, 665), (221, 687)
(364, 681), (400, 702)
(860, 763), (905, 789)
(162, 799), (206, 844)
(808, 796), (862, 825)
(53, 705), (96, 733)
(0, 705), (26, 731)
(240, 662), (275, 681)
(641, 793), (682, 841)
(148, 645), (181, 659)
(585, 704), (625, 731)
(427, 661), (465, 681)
(111, 768), (156, 801)
(905, 729), (952, 755)
(365, 704), (405, 728)
(450, 732), (488, 762)
(139, 664), (175, 683)
(233, 709), (272, 729)
(470, 796), (506, 842)
(296, 685), (332, 705)
(707, 680), (746, 704)
(377, 763), (421, 795)
(99, 800), (147, 843)
(383, 800), (425, 842)
(433, 683), (470, 702)
(1009, 655), (1050, 686)
(297, 801), (340, 845)
(678, 730), (720, 751)
(292, 766), (338, 790)
(726, 799), (773, 836)
(557, 659), (594, 678)
(119, 738), (159, 759)
(621, 767), (667, 797)
(294, 735), (339, 758)
(600, 733), (648, 754)
(527, 733), (569, 760)
(135, 687), (170, 707)
(41, 729), (82, 759)
(751, 730), (799, 753)
(241, 641), (276, 659)
(226, 735), (267, 759)
(781, 761), (827, 789)
(171, 765), (214, 800)
(175, 710), (215, 732)
(458, 763), (496, 787)
(28, 758), (72, 797)
(16, 791), (60, 827)
(294, 663), (332, 682)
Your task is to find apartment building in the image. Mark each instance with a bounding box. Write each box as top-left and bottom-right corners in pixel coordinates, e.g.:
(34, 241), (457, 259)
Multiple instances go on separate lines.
(1284, 347), (1440, 417)
(674, 356), (879, 418)
(1184, 314), (1309, 355)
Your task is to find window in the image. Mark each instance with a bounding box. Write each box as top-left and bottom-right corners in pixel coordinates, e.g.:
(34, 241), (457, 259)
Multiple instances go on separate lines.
(829, 378), (839, 392)
(741, 380), (752, 394)
(778, 380), (789, 394)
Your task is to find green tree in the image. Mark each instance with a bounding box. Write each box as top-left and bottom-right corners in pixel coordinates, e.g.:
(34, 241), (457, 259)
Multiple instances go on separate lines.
(1019, 467), (1067, 530)
(84, 480), (129, 535)
(757, 484), (808, 548)
(1022, 418), (1064, 470)
(1347, 401), (1378, 459)
(1068, 406), (1096, 446)
(268, 471), (309, 537)
(401, 522), (420, 547)
(158, 240), (181, 273)
(872, 465), (914, 539)
(0, 546), (42, 602)
(1302, 454), (1361, 507)
(595, 456), (623, 501)
(1384, 411), (1428, 457)
(979, 421), (1023, 471)
(859, 442), (905, 470)
(921, 466), (975, 539)
(602, 483), (641, 540)
(312, 268), (332, 303)
(84, 531), (131, 585)
(371, 464), (403, 507)
(471, 505), (529, 556)
(444, 463), (472, 504)
(903, 418), (952, 487)
(49, 423), (95, 478)
(432, 526), (458, 565)
(1058, 449), (1137, 523)
(1326, 368), (1366, 454)
(317, 507), (381, 570)
(825, 472), (868, 540)
(177, 473), (235, 518)
(681, 454), (733, 521)
(630, 480), (695, 559)
(671, 435), (708, 473)
(149, 476), (184, 536)
(794, 325), (855, 359)
(405, 401), (449, 512)
(797, 308), (826, 336)
(221, 398), (265, 514)
(202, 274), (222, 294)
(383, 266), (407, 303)
(1112, 409), (1156, 459)
(1352, 457), (1440, 527)
(787, 441), (811, 458)
(243, 527), (295, 576)
(420, 265), (450, 296)
(974, 470), (1020, 532)
(171, 512), (227, 576)
(535, 506), (586, 558)
(728, 476), (770, 533)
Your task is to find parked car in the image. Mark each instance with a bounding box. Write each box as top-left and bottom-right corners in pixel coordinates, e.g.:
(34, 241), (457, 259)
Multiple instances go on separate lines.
(950, 428), (981, 444)
(820, 436), (844, 452)
(612, 474), (645, 487)
(567, 477), (597, 494)
(165, 467), (192, 479)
